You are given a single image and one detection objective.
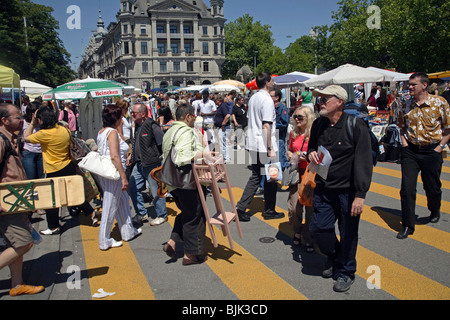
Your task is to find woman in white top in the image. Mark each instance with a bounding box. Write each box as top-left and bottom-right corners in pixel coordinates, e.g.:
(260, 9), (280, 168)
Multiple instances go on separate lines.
(97, 104), (141, 250)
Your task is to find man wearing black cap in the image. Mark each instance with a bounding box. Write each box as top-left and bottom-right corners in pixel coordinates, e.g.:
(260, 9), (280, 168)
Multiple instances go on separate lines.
(307, 85), (373, 292)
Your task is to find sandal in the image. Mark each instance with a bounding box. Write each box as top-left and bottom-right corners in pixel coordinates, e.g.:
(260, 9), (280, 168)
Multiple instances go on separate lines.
(293, 233), (301, 246)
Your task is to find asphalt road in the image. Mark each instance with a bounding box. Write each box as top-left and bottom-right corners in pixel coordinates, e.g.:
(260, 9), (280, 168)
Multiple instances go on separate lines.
(1, 148), (449, 309)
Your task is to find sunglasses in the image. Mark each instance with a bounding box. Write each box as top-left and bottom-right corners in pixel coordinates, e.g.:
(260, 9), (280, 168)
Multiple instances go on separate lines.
(293, 115), (305, 121)
(319, 96), (338, 104)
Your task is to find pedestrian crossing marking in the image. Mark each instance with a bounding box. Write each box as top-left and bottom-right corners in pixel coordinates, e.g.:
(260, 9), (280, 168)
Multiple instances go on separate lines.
(78, 215), (155, 300)
(370, 182), (450, 215)
(219, 186), (450, 300)
(373, 166), (450, 190)
(165, 200), (308, 300)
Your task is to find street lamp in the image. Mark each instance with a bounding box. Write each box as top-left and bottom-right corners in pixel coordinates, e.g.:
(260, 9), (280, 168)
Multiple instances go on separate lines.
(309, 28), (318, 75)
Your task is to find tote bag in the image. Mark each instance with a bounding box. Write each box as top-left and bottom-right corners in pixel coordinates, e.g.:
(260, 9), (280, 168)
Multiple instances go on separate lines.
(78, 128), (120, 181)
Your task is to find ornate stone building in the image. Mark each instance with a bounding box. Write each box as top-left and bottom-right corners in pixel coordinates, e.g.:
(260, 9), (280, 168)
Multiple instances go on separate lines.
(79, 0), (226, 91)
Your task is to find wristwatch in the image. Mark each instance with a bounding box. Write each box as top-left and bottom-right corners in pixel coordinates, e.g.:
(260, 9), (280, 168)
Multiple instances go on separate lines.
(439, 143), (446, 148)
(267, 146), (272, 151)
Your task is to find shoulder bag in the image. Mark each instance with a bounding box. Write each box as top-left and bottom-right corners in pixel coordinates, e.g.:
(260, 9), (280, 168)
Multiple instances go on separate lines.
(159, 127), (197, 190)
(78, 128), (120, 181)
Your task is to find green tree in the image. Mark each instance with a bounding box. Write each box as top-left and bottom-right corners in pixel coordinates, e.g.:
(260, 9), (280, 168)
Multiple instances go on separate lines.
(283, 36), (316, 74)
(313, 0), (450, 73)
(0, 0), (75, 87)
(223, 14), (277, 79)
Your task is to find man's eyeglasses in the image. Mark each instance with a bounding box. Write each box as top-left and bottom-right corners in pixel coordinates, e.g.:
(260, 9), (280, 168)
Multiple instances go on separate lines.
(293, 115), (305, 121)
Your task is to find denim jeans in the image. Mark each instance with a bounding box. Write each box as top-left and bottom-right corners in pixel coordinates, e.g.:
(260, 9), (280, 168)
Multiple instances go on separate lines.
(21, 150), (44, 180)
(129, 162), (167, 218)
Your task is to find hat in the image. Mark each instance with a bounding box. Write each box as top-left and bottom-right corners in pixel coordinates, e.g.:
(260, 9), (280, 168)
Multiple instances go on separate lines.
(313, 85), (348, 102)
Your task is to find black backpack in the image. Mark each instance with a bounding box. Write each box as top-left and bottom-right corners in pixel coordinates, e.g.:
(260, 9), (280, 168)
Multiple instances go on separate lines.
(346, 115), (380, 166)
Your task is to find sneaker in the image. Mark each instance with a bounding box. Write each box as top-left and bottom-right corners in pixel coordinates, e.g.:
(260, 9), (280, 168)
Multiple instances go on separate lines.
(150, 217), (168, 226)
(322, 259), (334, 278)
(110, 239), (123, 248)
(333, 274), (355, 292)
(40, 228), (60, 236)
(9, 284), (44, 296)
(262, 210), (285, 220)
(132, 214), (148, 224)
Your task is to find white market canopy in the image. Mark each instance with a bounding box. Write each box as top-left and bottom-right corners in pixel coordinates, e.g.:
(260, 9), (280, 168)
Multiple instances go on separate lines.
(43, 77), (126, 100)
(303, 64), (385, 87)
(20, 80), (52, 96)
(366, 67), (411, 82)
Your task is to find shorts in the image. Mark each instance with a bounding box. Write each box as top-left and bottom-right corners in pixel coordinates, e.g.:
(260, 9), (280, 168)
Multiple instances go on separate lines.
(0, 213), (33, 249)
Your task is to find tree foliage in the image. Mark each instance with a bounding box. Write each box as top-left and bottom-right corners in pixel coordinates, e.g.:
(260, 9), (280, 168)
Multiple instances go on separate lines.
(317, 0), (450, 72)
(0, 0), (75, 87)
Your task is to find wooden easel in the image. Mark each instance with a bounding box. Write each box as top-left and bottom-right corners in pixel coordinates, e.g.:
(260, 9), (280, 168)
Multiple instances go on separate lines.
(193, 155), (243, 250)
(0, 175), (85, 214)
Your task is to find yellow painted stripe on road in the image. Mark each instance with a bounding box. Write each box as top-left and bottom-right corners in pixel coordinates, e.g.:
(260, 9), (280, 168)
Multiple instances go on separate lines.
(442, 166), (450, 174)
(78, 215), (155, 300)
(221, 186), (450, 300)
(370, 182), (450, 215)
(165, 200), (307, 300)
(373, 166), (450, 190)
(364, 206), (450, 253)
(354, 243), (450, 300)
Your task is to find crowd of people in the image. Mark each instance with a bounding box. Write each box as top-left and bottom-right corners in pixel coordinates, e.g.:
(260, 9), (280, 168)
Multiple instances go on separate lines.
(0, 71), (449, 296)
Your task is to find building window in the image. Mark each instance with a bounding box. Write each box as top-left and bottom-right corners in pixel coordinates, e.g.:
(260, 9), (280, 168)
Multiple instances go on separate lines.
(184, 43), (192, 54)
(124, 42), (129, 55)
(170, 25), (178, 34)
(203, 62), (209, 72)
(142, 62), (149, 73)
(123, 24), (128, 34)
(203, 42), (209, 54)
(160, 62), (167, 73)
(187, 61), (194, 72)
(171, 43), (179, 54)
(202, 26), (208, 35)
(214, 26), (218, 35)
(183, 25), (192, 34)
(140, 25), (146, 34)
(156, 25), (165, 33)
(214, 42), (218, 54)
(157, 42), (166, 54)
(141, 41), (148, 55)
(173, 61), (180, 73)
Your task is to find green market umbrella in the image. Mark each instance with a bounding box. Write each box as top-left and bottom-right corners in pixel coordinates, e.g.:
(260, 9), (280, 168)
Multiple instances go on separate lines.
(43, 77), (125, 101)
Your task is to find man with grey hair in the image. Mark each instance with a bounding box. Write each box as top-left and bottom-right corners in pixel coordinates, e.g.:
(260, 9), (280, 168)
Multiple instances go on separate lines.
(307, 85), (373, 292)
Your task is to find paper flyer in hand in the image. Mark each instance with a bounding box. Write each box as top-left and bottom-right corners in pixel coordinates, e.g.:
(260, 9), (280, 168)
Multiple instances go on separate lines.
(308, 145), (332, 180)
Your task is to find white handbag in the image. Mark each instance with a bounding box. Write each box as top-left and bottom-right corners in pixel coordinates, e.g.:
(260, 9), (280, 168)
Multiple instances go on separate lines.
(78, 129), (120, 181)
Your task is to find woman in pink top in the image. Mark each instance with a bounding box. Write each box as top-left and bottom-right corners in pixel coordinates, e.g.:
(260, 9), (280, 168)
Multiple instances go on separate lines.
(286, 106), (316, 252)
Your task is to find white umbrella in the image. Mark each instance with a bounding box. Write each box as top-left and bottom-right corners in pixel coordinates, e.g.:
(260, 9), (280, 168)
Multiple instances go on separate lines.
(209, 84), (243, 93)
(303, 64), (385, 87)
(366, 67), (411, 82)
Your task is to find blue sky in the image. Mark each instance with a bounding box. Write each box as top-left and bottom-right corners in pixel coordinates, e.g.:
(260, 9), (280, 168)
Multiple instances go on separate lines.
(32, 0), (340, 70)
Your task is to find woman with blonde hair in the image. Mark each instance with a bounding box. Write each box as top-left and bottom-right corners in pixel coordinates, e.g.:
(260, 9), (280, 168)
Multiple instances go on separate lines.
(286, 106), (316, 252)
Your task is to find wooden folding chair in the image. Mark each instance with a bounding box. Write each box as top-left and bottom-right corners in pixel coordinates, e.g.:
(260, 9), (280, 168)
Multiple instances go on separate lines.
(193, 155), (243, 250)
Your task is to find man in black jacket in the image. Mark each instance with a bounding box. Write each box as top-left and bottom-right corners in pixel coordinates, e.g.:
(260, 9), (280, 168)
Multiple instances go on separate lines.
(307, 85), (373, 293)
(127, 104), (167, 226)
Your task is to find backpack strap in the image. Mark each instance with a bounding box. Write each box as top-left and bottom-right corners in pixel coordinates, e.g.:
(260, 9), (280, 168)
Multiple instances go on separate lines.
(0, 132), (18, 175)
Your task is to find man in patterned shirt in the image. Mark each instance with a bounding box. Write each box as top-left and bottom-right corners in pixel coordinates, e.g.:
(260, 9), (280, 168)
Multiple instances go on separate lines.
(397, 72), (450, 239)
